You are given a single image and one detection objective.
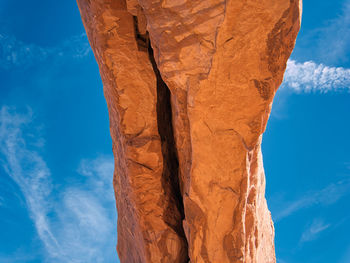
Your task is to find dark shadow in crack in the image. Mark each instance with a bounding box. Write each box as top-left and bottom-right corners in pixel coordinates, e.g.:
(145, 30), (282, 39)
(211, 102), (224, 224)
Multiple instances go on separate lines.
(133, 15), (189, 262)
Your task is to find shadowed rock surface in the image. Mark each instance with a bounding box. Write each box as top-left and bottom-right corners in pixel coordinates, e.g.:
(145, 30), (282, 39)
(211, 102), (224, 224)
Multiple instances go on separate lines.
(77, 0), (301, 262)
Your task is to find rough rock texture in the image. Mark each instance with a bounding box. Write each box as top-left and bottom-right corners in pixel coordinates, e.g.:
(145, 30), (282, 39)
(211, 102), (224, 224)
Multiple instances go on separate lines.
(77, 0), (301, 262)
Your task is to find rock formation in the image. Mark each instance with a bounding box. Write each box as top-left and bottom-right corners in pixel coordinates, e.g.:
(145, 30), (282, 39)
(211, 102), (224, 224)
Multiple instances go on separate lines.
(77, 0), (301, 262)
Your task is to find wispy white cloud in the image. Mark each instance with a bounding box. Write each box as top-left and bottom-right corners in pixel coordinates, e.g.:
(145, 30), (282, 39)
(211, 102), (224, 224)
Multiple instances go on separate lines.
(0, 106), (117, 263)
(50, 156), (117, 263)
(0, 106), (59, 254)
(283, 59), (350, 93)
(280, 0), (350, 94)
(0, 32), (91, 70)
(271, 179), (350, 222)
(300, 218), (330, 243)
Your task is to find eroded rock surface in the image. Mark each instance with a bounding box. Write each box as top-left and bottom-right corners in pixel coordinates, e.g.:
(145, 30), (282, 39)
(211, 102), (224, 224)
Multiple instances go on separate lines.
(77, 0), (301, 262)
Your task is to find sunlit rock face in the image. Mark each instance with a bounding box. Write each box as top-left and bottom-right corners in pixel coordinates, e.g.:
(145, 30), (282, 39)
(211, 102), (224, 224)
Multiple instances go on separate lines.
(77, 0), (301, 262)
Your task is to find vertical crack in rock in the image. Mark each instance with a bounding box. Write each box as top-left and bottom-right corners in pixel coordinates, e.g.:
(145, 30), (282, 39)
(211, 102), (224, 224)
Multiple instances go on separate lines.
(133, 16), (189, 261)
(149, 43), (186, 231)
(133, 16), (148, 52)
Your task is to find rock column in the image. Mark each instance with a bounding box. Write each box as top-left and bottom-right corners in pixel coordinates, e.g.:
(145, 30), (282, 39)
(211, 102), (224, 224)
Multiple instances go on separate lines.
(77, 0), (301, 262)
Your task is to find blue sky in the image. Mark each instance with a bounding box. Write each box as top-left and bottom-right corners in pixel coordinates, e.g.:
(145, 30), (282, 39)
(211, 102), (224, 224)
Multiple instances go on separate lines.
(0, 1), (349, 263)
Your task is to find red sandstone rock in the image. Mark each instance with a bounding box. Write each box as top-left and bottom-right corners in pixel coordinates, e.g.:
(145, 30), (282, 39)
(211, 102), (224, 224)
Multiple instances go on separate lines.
(77, 0), (301, 262)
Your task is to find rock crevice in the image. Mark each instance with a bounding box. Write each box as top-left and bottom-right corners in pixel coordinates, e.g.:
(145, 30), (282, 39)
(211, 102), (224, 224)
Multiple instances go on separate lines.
(148, 33), (188, 254)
